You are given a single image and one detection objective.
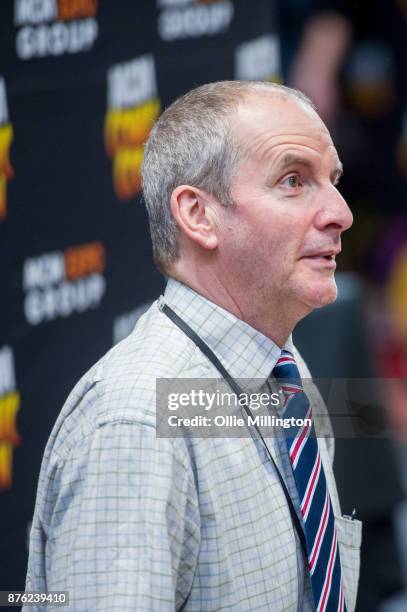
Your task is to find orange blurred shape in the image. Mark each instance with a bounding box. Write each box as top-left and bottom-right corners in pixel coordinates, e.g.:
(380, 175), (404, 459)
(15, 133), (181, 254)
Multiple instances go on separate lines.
(64, 241), (105, 280)
(346, 82), (395, 118)
(0, 392), (21, 449)
(0, 175), (7, 221)
(113, 146), (144, 201)
(0, 123), (14, 179)
(57, 0), (98, 21)
(104, 100), (160, 158)
(0, 443), (13, 490)
(387, 244), (407, 342)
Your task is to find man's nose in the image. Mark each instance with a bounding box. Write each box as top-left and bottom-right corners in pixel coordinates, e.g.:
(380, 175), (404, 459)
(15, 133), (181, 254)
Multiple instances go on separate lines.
(314, 185), (353, 232)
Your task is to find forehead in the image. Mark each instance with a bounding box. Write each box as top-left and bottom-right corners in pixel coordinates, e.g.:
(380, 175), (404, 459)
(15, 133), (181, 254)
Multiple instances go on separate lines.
(232, 93), (337, 167)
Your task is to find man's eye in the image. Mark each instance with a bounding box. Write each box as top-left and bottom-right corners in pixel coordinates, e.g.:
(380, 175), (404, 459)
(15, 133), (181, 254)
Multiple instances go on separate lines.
(281, 174), (302, 189)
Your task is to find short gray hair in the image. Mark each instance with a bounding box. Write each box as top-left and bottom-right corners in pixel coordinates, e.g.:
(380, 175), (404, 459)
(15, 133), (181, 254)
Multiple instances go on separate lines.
(141, 80), (314, 273)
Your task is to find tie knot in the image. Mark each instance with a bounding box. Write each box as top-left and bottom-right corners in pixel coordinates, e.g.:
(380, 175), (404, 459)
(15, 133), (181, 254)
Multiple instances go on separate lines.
(272, 350), (302, 387)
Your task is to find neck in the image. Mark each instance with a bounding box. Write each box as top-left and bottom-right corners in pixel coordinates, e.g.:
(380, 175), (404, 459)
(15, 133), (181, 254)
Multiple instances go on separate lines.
(169, 264), (308, 348)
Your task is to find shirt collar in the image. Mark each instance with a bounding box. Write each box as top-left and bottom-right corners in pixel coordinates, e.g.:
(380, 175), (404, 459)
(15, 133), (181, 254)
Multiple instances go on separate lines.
(160, 278), (294, 390)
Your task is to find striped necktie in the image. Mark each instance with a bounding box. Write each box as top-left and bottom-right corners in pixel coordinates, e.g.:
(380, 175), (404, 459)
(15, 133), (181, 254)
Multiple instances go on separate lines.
(273, 349), (346, 612)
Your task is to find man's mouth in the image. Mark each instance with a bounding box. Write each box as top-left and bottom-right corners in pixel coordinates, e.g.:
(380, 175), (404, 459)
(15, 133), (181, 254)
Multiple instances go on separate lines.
(305, 254), (335, 260)
(301, 249), (340, 259)
(300, 250), (339, 267)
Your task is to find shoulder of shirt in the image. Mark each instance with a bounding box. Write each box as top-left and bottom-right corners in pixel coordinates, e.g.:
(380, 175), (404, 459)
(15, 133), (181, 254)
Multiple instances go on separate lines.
(45, 300), (210, 460)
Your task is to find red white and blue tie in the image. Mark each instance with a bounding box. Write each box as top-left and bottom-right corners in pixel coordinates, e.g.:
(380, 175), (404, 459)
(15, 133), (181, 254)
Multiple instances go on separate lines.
(273, 349), (346, 612)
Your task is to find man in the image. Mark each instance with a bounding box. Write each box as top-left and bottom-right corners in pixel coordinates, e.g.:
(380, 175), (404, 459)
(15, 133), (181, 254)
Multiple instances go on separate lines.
(25, 81), (361, 611)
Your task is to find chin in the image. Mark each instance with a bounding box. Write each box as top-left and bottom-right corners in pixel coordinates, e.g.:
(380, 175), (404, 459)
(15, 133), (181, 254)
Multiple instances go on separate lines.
(304, 280), (338, 310)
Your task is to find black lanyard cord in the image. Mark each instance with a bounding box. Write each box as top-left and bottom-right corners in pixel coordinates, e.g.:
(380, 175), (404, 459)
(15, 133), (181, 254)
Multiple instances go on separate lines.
(161, 303), (308, 562)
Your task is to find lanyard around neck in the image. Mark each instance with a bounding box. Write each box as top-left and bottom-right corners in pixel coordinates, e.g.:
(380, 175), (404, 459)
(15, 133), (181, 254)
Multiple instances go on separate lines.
(161, 302), (308, 562)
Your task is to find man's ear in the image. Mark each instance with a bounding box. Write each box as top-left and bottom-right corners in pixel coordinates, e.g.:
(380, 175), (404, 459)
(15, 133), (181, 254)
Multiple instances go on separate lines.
(170, 185), (219, 251)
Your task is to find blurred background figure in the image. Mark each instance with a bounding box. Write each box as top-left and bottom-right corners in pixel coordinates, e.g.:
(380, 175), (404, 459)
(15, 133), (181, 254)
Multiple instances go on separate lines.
(289, 1), (407, 610)
(289, 0), (406, 266)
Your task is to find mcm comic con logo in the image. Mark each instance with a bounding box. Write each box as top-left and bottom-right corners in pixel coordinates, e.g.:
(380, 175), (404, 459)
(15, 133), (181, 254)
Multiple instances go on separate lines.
(0, 77), (14, 222)
(23, 241), (106, 325)
(0, 346), (21, 491)
(105, 54), (160, 201)
(157, 0), (234, 41)
(14, 0), (99, 60)
(234, 33), (281, 82)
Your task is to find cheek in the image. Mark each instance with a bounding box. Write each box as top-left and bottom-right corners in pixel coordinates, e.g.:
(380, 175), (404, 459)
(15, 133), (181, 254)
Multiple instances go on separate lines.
(262, 229), (296, 267)
(223, 208), (301, 272)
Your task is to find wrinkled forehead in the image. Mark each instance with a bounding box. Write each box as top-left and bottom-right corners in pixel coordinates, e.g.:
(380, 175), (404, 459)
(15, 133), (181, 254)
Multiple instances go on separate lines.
(231, 92), (335, 160)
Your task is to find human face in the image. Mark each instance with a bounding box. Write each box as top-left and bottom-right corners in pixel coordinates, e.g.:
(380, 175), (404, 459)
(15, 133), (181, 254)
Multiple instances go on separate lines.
(217, 94), (353, 320)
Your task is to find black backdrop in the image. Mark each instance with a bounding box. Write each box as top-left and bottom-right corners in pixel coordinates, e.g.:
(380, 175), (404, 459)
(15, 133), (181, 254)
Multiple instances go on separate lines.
(0, 0), (281, 591)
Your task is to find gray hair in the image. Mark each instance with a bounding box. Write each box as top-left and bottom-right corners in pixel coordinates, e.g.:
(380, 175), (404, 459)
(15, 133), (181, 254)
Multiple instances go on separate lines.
(141, 80), (314, 273)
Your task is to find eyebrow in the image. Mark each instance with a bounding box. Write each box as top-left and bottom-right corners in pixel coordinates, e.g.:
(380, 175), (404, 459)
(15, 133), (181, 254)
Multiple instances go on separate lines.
(331, 160), (343, 185)
(275, 153), (343, 184)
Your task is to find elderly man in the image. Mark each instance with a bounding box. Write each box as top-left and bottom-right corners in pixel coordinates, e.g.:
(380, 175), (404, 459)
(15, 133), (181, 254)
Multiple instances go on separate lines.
(25, 81), (361, 611)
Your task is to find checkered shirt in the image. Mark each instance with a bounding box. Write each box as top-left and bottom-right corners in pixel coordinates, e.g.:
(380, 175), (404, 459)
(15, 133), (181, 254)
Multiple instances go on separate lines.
(25, 278), (361, 611)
